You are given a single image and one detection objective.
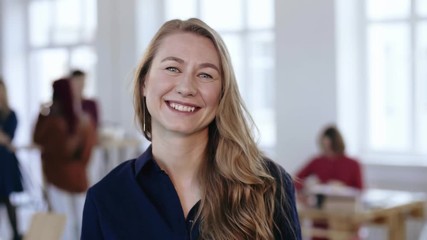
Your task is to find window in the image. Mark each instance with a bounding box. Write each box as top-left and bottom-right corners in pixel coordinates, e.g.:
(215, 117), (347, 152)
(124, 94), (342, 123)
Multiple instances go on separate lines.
(164, 0), (276, 149)
(27, 0), (97, 105)
(364, 0), (427, 156)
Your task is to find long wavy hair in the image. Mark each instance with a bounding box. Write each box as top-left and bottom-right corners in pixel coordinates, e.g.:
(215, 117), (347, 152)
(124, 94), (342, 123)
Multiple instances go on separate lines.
(133, 18), (292, 239)
(0, 78), (11, 121)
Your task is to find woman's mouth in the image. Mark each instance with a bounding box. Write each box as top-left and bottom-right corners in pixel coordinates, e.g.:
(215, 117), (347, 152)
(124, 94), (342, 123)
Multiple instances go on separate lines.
(168, 101), (198, 112)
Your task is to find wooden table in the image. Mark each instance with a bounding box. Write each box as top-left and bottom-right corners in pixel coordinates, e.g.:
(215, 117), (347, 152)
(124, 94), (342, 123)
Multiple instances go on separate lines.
(298, 189), (426, 240)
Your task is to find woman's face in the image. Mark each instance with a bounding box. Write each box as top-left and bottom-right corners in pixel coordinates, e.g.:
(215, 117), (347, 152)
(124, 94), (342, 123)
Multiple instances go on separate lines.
(70, 76), (85, 100)
(143, 32), (222, 139)
(321, 136), (334, 155)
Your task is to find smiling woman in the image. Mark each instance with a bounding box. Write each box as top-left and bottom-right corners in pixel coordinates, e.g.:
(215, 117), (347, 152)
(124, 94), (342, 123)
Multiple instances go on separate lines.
(81, 18), (301, 240)
(144, 32), (222, 139)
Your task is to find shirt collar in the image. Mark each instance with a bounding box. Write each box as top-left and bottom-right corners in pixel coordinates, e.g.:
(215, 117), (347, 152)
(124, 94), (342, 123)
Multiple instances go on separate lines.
(134, 145), (163, 176)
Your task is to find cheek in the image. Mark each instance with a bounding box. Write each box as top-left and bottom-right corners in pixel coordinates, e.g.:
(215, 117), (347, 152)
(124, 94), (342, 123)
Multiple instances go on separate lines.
(322, 139), (331, 149)
(142, 74), (156, 97)
(76, 81), (84, 90)
(143, 74), (170, 103)
(144, 82), (161, 99)
(212, 89), (222, 108)
(201, 83), (222, 107)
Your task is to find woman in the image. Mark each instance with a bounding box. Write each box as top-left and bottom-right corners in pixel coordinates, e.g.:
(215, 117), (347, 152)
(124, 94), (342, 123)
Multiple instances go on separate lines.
(33, 78), (96, 240)
(295, 125), (363, 191)
(81, 18), (301, 240)
(295, 125), (363, 240)
(0, 79), (23, 240)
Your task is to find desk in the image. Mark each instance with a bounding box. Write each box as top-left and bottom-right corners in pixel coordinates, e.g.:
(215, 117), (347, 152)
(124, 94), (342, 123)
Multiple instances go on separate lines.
(298, 189), (426, 240)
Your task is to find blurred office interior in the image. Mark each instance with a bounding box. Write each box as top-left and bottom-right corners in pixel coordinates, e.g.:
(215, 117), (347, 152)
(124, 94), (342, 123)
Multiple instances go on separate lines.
(0, 0), (426, 239)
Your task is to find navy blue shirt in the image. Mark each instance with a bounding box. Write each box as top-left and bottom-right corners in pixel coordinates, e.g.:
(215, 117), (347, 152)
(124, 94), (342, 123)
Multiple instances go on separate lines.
(81, 146), (301, 239)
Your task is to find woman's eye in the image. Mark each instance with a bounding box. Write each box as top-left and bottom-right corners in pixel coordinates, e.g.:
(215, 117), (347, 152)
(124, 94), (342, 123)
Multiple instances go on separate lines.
(166, 67), (179, 73)
(199, 73), (213, 79)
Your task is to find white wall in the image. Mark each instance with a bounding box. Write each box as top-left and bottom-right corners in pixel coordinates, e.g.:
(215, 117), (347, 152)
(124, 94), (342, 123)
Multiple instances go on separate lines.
(97, 0), (140, 137)
(275, 0), (337, 174)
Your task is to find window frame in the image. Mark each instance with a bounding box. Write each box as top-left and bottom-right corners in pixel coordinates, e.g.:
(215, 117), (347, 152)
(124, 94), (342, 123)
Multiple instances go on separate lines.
(26, 0), (97, 107)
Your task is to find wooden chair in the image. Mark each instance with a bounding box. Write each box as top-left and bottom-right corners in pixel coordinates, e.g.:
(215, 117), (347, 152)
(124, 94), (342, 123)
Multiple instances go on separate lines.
(23, 212), (66, 240)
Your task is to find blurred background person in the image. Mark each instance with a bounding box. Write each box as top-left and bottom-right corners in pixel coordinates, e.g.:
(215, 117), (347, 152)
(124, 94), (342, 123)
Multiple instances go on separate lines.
(69, 69), (100, 129)
(0, 78), (23, 240)
(33, 78), (96, 240)
(295, 125), (364, 192)
(295, 125), (364, 240)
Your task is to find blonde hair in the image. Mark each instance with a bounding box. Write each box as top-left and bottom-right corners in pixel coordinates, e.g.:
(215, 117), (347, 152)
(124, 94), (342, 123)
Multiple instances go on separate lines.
(0, 78), (11, 120)
(133, 18), (293, 240)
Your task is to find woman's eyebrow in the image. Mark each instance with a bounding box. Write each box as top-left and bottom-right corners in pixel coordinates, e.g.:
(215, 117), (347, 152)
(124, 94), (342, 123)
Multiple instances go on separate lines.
(199, 63), (220, 73)
(161, 56), (220, 73)
(161, 56), (184, 63)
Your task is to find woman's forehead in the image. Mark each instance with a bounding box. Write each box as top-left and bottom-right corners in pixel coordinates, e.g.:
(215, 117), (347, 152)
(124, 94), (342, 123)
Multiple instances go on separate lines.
(156, 33), (219, 59)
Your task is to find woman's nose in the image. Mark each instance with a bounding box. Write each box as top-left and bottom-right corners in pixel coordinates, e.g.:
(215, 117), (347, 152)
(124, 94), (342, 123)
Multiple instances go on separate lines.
(175, 73), (197, 96)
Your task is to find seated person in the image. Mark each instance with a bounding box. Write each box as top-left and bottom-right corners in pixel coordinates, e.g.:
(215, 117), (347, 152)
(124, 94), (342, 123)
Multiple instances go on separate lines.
(295, 125), (364, 240)
(295, 125), (363, 192)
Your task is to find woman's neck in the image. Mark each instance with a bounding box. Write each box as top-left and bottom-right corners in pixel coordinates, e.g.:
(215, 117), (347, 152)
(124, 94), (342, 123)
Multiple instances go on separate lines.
(151, 133), (208, 181)
(151, 133), (207, 217)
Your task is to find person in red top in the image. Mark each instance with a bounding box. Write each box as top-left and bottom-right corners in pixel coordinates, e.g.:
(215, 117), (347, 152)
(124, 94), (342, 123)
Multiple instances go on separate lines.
(295, 125), (363, 191)
(33, 78), (96, 240)
(295, 125), (364, 240)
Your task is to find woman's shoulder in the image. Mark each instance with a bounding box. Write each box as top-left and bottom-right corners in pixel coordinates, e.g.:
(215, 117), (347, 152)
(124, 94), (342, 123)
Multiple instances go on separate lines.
(263, 158), (294, 190)
(311, 155), (328, 162)
(263, 158), (302, 239)
(36, 113), (67, 129)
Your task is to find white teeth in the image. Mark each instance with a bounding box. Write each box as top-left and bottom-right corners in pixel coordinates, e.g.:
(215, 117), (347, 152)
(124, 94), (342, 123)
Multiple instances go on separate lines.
(170, 102), (196, 112)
